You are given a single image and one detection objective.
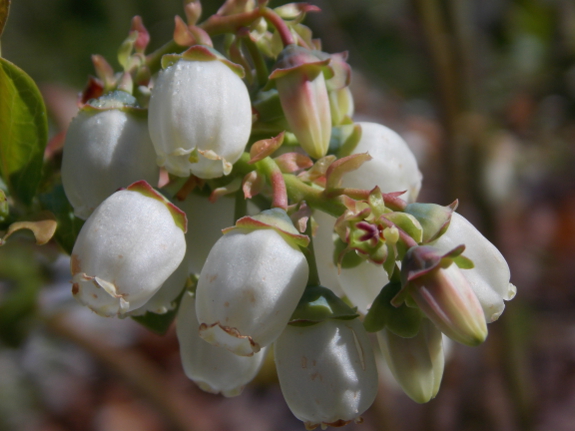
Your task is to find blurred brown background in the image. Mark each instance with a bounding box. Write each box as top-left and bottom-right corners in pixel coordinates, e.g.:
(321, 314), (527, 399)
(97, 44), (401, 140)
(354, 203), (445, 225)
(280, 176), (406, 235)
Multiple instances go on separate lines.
(1, 0), (575, 430)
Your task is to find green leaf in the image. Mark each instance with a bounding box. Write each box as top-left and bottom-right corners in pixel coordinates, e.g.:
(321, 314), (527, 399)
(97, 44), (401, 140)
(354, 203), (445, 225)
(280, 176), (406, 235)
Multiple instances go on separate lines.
(0, 57), (48, 205)
(39, 185), (84, 255)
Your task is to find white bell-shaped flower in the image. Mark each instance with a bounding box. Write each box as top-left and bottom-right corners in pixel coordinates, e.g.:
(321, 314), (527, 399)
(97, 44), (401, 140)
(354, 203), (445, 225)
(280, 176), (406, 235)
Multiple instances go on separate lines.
(432, 212), (516, 322)
(343, 122), (422, 203)
(377, 318), (444, 403)
(195, 211), (309, 356)
(313, 210), (389, 313)
(176, 292), (266, 397)
(71, 181), (187, 317)
(274, 318), (378, 429)
(62, 93), (159, 220)
(148, 46), (252, 179)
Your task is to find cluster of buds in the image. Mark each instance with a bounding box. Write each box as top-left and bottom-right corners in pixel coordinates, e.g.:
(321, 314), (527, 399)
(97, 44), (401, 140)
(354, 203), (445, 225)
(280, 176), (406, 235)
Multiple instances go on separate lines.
(60, 0), (516, 428)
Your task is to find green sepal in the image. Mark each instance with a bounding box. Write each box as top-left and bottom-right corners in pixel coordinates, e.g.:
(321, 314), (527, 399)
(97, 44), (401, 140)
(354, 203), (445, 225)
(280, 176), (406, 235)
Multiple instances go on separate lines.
(364, 280), (423, 337)
(333, 237), (363, 269)
(383, 244), (397, 279)
(328, 123), (362, 157)
(289, 285), (359, 326)
(405, 201), (457, 243)
(452, 254), (475, 269)
(385, 212), (423, 244)
(118, 31), (138, 71)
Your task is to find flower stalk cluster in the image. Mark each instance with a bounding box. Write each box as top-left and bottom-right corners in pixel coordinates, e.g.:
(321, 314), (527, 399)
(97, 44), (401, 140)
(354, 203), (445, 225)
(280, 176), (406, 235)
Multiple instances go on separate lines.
(60, 0), (516, 427)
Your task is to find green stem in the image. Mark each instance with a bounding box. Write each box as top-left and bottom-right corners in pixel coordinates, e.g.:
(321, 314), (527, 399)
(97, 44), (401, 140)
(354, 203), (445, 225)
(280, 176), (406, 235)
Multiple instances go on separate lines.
(146, 40), (185, 74)
(259, 7), (295, 46)
(303, 222), (320, 286)
(283, 174), (346, 217)
(255, 157), (287, 210)
(199, 9), (261, 36)
(234, 188), (248, 222)
(240, 31), (269, 87)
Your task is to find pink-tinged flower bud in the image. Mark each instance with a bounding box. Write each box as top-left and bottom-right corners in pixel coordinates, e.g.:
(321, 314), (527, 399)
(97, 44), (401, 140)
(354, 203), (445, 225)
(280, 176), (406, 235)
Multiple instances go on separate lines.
(402, 246), (488, 346)
(148, 46), (252, 179)
(432, 212), (516, 322)
(70, 181), (187, 317)
(62, 92), (159, 220)
(195, 209), (309, 356)
(269, 45), (332, 159)
(177, 292), (266, 396)
(377, 318), (444, 403)
(342, 122), (422, 203)
(274, 318), (378, 429)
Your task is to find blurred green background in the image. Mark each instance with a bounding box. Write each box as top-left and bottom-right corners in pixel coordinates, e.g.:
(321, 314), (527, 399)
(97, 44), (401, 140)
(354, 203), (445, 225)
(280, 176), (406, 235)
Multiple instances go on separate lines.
(1, 1), (575, 430)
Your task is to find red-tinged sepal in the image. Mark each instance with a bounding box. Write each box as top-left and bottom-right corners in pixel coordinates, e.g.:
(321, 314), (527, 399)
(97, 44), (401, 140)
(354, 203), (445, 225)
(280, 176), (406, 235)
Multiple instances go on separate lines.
(209, 177), (242, 202)
(162, 44), (245, 78)
(275, 152), (313, 173)
(225, 208), (310, 248)
(325, 153), (372, 192)
(297, 155), (336, 186)
(249, 131), (285, 163)
(130, 16), (150, 53)
(173, 15), (196, 46)
(288, 200), (312, 233)
(184, 0), (202, 25)
(242, 171), (265, 199)
(274, 3), (321, 20)
(127, 180), (187, 233)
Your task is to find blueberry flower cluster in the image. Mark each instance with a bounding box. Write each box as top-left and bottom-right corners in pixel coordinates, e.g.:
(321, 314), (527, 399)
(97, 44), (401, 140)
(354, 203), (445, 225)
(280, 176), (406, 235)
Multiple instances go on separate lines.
(61, 1), (515, 428)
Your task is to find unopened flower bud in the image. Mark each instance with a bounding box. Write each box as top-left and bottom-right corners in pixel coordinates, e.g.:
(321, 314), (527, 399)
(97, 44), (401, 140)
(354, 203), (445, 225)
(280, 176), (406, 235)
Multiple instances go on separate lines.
(402, 246), (488, 346)
(342, 122), (422, 202)
(274, 317), (378, 429)
(432, 212), (516, 322)
(377, 318), (444, 403)
(70, 181), (187, 317)
(176, 292), (266, 397)
(195, 209), (309, 356)
(62, 91), (159, 220)
(149, 46), (252, 179)
(270, 45), (332, 159)
(329, 86), (354, 125)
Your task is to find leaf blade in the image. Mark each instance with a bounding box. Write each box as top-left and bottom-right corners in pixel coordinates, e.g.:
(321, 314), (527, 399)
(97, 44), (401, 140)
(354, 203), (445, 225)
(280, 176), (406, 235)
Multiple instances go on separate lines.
(0, 57), (48, 205)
